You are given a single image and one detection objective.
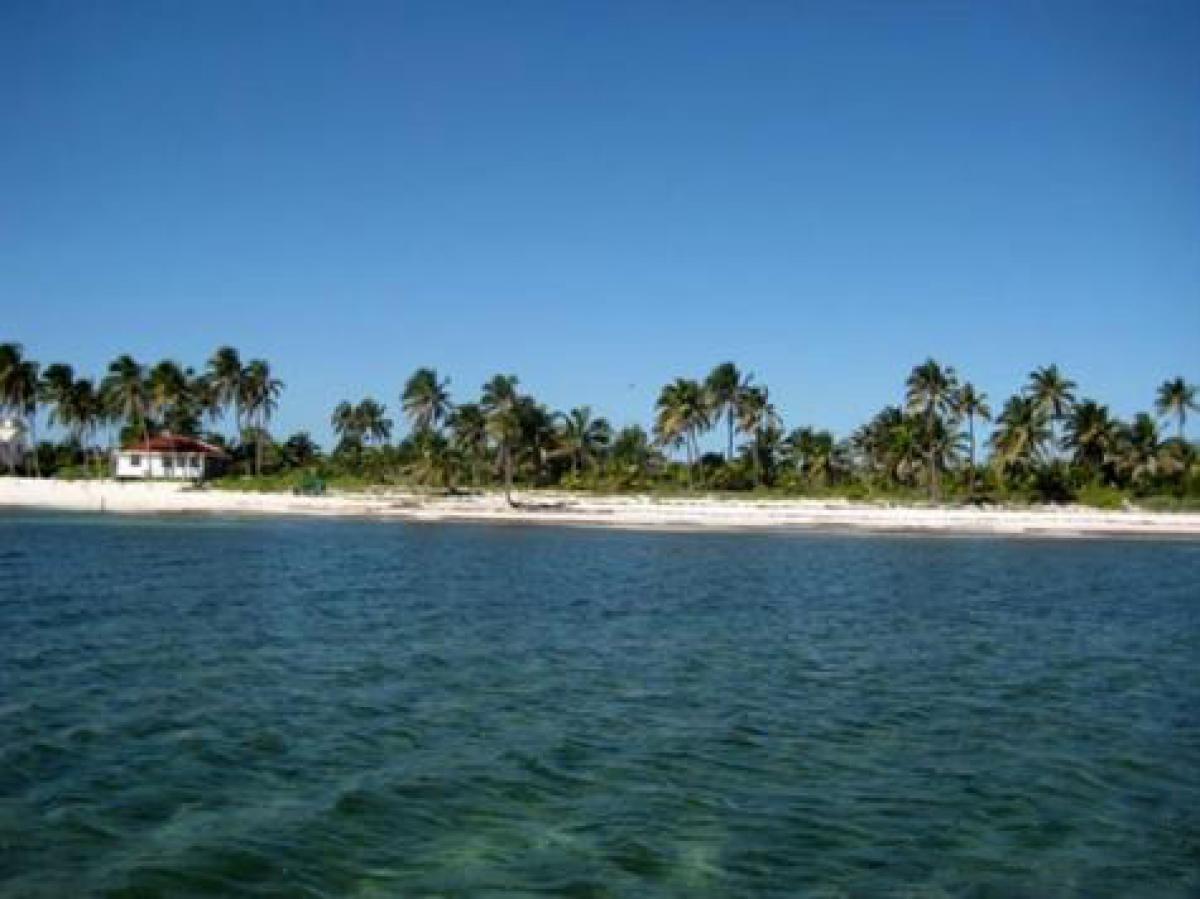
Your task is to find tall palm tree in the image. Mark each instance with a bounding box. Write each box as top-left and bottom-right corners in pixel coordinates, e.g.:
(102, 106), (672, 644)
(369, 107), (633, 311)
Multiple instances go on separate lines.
(989, 395), (1051, 484)
(1155, 377), (1197, 443)
(905, 359), (959, 500)
(331, 400), (362, 447)
(554, 406), (612, 475)
(239, 359), (283, 475)
(954, 382), (991, 495)
(654, 378), (710, 484)
(40, 363), (76, 436)
(0, 344), (41, 475)
(147, 360), (189, 431)
(610, 424), (658, 483)
(449, 403), (488, 487)
(402, 368), (452, 434)
(705, 362), (748, 460)
(1118, 413), (1162, 488)
(205, 346), (245, 439)
(102, 354), (151, 450)
(735, 385), (782, 486)
(1026, 364), (1076, 456)
(481, 374), (522, 503)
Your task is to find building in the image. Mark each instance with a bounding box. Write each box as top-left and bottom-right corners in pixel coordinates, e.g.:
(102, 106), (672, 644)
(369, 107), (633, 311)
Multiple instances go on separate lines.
(0, 417), (28, 471)
(114, 434), (228, 481)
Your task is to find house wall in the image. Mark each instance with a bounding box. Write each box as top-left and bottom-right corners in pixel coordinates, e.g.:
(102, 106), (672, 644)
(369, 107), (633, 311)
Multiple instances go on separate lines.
(115, 452), (217, 480)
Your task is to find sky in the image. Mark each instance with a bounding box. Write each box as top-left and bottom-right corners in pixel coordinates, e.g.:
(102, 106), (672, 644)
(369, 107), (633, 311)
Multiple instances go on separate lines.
(3, 0), (1198, 447)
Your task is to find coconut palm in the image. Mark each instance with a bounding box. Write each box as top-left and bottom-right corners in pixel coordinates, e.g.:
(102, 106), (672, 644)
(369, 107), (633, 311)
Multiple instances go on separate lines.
(147, 360), (189, 430)
(905, 359), (959, 500)
(357, 399), (393, 446)
(481, 374), (522, 503)
(449, 403), (488, 487)
(402, 368), (453, 434)
(1025, 364), (1076, 456)
(1118, 413), (1162, 488)
(705, 362), (749, 460)
(40, 363), (76, 434)
(610, 425), (658, 482)
(735, 385), (782, 485)
(1064, 400), (1120, 480)
(239, 359), (283, 476)
(0, 344), (41, 475)
(1155, 377), (1197, 443)
(205, 346), (245, 438)
(102, 354), (151, 449)
(282, 431), (320, 468)
(554, 406), (612, 475)
(954, 382), (991, 495)
(989, 395), (1052, 483)
(654, 378), (710, 483)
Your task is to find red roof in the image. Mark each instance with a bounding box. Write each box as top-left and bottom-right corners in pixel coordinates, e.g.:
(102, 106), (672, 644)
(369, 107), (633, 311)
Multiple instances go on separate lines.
(122, 435), (228, 456)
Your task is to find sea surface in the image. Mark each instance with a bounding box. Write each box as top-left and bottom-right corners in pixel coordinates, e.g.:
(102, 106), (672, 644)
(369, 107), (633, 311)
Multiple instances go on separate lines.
(1, 512), (1198, 897)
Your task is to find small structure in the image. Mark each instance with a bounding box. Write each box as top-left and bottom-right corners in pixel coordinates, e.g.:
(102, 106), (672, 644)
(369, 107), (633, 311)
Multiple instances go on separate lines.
(0, 417), (28, 471)
(114, 434), (228, 481)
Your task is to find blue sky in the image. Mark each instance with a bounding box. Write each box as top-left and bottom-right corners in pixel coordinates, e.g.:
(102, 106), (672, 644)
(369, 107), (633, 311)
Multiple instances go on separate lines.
(3, 1), (1198, 446)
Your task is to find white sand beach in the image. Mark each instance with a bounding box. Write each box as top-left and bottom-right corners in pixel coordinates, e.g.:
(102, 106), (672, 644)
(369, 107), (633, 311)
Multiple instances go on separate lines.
(2, 477), (1199, 538)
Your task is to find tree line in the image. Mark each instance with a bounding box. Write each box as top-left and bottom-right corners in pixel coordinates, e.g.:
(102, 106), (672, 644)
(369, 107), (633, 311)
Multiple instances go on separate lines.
(2, 341), (1196, 505)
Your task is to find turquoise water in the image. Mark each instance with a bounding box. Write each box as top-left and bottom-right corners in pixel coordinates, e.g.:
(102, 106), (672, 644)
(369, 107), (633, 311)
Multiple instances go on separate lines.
(1, 513), (1198, 897)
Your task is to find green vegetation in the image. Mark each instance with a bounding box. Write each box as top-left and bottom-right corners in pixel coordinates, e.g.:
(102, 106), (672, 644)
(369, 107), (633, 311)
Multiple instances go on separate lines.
(2, 341), (1197, 509)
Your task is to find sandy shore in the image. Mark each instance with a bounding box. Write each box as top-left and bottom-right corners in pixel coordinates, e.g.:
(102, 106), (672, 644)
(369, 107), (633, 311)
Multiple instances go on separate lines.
(2, 477), (1199, 538)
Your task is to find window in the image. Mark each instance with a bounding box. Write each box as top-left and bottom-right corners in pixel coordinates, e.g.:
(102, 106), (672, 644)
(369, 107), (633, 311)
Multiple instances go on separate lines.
(163, 456), (174, 470)
(189, 457), (201, 469)
(130, 455), (142, 467)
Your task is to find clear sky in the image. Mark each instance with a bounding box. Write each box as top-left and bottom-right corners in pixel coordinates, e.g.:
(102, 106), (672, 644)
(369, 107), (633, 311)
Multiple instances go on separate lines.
(3, 1), (1198, 446)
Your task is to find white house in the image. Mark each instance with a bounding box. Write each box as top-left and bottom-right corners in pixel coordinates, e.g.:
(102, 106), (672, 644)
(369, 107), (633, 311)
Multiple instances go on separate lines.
(114, 434), (228, 481)
(0, 417), (28, 471)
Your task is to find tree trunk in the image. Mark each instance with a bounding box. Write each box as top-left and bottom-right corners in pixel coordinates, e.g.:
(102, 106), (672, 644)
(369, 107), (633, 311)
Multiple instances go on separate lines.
(967, 416), (976, 496)
(503, 443), (514, 506)
(727, 409), (734, 461)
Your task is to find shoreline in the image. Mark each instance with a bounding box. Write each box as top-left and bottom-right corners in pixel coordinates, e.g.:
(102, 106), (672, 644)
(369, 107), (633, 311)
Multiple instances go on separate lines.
(2, 478), (1199, 538)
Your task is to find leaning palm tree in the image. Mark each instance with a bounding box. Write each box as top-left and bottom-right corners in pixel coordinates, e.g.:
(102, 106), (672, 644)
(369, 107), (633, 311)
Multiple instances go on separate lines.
(102, 354), (152, 451)
(954, 383), (991, 495)
(905, 359), (959, 500)
(239, 359), (283, 476)
(1025, 364), (1076, 457)
(402, 368), (453, 434)
(40, 363), (76, 436)
(554, 406), (613, 476)
(481, 374), (522, 504)
(1155, 377), (1197, 443)
(705, 362), (749, 460)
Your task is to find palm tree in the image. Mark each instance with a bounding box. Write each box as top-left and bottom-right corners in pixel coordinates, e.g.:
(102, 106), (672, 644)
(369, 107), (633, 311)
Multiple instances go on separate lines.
(40, 363), (76, 434)
(654, 378), (710, 484)
(147, 360), (189, 431)
(1118, 413), (1162, 488)
(1064, 400), (1119, 480)
(357, 398), (393, 446)
(449, 403), (488, 487)
(102, 354), (151, 450)
(555, 406), (612, 475)
(735, 385), (782, 486)
(402, 368), (452, 434)
(481, 374), (522, 503)
(206, 346), (245, 438)
(989, 395), (1052, 484)
(705, 362), (748, 460)
(239, 359), (283, 475)
(954, 382), (990, 495)
(610, 425), (658, 483)
(905, 359), (959, 500)
(0, 344), (41, 475)
(1155, 377), (1197, 443)
(331, 400), (362, 446)
(1026, 364), (1076, 456)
